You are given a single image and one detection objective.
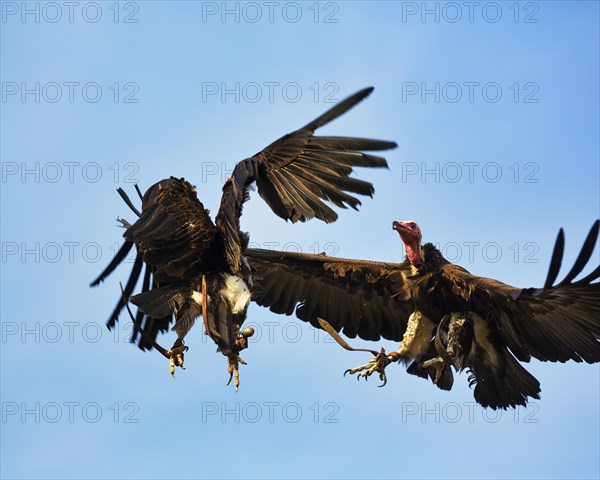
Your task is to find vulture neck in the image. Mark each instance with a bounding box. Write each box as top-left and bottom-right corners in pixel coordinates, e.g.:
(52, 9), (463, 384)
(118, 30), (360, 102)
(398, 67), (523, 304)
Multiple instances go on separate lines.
(404, 241), (424, 267)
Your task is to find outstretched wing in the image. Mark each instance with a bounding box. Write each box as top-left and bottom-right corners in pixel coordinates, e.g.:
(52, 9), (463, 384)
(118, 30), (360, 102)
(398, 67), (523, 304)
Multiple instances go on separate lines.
(441, 221), (600, 364)
(216, 87), (396, 274)
(247, 248), (413, 342)
(502, 220), (600, 363)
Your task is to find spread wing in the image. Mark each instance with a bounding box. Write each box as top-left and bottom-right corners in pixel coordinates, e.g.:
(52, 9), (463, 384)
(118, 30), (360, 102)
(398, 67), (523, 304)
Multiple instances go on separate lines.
(246, 248), (413, 341)
(91, 87), (396, 349)
(216, 87), (396, 274)
(442, 220), (600, 365)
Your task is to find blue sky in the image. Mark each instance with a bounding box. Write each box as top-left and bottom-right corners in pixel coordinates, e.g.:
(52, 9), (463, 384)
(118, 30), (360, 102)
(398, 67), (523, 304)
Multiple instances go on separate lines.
(1, 1), (599, 479)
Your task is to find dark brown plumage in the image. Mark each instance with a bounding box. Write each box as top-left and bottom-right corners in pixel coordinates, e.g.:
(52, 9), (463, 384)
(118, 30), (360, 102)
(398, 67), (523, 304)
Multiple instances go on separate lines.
(247, 220), (600, 408)
(90, 87), (396, 384)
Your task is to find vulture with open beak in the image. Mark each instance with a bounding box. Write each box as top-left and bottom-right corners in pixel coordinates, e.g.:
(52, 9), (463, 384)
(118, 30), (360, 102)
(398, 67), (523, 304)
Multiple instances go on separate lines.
(247, 220), (600, 408)
(90, 87), (397, 389)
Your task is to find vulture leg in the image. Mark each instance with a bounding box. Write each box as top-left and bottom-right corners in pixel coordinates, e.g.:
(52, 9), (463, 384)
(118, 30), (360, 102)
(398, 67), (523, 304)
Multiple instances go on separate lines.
(120, 281), (189, 378)
(419, 357), (447, 384)
(165, 284), (204, 378)
(397, 311), (436, 359)
(224, 326), (255, 391)
(419, 312), (470, 385)
(444, 312), (471, 366)
(314, 318), (394, 386)
(433, 314), (454, 365)
(343, 348), (400, 387)
(166, 338), (189, 378)
(343, 311), (435, 386)
(226, 353), (247, 392)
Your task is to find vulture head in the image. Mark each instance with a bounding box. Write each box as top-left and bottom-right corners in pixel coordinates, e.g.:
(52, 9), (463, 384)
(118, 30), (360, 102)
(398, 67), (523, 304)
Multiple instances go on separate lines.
(393, 220), (423, 266)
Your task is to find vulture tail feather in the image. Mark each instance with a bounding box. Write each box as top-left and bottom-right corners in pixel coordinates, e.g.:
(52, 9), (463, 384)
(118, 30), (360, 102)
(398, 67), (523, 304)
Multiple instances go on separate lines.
(470, 350), (540, 410)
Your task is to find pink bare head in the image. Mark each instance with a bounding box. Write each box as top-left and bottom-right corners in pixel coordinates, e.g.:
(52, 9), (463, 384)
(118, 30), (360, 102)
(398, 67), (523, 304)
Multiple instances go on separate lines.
(392, 220), (423, 265)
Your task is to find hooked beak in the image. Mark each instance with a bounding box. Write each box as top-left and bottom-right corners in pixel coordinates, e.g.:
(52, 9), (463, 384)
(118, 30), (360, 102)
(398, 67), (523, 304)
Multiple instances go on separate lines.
(392, 221), (406, 234)
(392, 220), (414, 245)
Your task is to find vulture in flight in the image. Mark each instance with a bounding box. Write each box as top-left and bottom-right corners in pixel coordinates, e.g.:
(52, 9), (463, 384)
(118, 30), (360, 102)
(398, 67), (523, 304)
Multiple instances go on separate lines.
(90, 87), (397, 388)
(248, 220), (600, 409)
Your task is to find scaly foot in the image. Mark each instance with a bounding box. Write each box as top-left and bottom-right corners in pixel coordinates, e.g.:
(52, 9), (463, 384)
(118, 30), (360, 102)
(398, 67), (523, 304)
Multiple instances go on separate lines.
(166, 340), (189, 377)
(420, 356), (446, 384)
(344, 348), (400, 387)
(226, 354), (247, 391)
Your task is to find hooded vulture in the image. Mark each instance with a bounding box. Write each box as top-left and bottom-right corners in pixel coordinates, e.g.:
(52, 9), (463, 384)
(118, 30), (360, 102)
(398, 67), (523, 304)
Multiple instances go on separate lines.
(247, 220), (600, 409)
(90, 87), (397, 388)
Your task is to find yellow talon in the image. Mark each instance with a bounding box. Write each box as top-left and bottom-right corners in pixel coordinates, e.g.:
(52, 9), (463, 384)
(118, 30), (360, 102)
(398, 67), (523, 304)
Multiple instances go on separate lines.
(169, 354), (175, 377)
(225, 355), (245, 391)
(234, 368), (240, 392)
(166, 345), (188, 378)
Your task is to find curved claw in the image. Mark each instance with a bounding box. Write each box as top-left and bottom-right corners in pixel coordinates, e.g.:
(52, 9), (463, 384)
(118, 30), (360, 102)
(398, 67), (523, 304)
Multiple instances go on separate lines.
(225, 355), (242, 391)
(344, 349), (396, 386)
(167, 345), (188, 378)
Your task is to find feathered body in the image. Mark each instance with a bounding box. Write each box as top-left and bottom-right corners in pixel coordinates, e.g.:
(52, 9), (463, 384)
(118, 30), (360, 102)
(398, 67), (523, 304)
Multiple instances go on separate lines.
(91, 87), (397, 370)
(248, 220), (600, 408)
